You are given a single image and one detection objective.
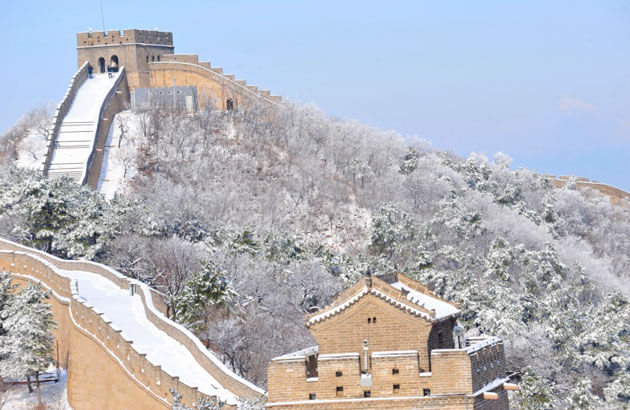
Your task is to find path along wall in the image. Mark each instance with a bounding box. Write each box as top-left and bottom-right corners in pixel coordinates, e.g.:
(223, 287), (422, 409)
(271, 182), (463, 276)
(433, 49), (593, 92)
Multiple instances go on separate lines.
(0, 238), (264, 409)
(546, 175), (630, 206)
(148, 56), (281, 111)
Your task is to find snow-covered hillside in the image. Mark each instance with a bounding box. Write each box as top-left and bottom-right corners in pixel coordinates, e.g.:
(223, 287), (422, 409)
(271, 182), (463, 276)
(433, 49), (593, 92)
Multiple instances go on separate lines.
(1, 100), (629, 408)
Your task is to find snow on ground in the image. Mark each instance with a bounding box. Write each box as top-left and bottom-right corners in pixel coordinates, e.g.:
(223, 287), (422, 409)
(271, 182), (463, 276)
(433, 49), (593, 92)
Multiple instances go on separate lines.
(15, 129), (48, 170)
(97, 111), (140, 198)
(57, 267), (238, 404)
(2, 368), (71, 410)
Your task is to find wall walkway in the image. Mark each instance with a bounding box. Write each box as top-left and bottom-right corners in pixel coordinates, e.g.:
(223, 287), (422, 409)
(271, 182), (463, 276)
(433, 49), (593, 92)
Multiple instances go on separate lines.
(0, 238), (264, 409)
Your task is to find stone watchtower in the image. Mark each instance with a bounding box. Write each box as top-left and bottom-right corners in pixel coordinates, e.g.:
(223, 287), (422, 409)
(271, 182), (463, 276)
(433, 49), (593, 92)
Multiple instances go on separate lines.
(76, 29), (174, 90)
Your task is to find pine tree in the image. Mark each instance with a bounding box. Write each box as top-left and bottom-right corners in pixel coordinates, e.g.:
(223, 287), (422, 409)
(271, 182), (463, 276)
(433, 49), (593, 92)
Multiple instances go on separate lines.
(0, 282), (56, 406)
(174, 260), (233, 332)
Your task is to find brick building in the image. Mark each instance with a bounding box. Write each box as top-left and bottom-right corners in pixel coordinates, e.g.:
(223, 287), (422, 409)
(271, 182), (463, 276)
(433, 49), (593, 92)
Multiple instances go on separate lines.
(267, 273), (515, 409)
(76, 29), (281, 111)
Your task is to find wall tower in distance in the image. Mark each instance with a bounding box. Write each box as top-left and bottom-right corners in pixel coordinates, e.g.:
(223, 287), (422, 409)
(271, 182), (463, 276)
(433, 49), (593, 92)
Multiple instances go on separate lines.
(76, 29), (174, 90)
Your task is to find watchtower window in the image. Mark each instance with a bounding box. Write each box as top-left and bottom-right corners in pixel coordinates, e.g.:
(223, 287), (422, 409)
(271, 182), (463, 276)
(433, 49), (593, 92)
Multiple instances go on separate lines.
(367, 318), (371, 324)
(363, 391), (371, 398)
(393, 384), (401, 394)
(226, 98), (234, 111)
(309, 393), (316, 400)
(335, 371), (342, 377)
(336, 386), (343, 397)
(146, 56), (149, 63)
(98, 57), (106, 73)
(423, 388), (431, 396)
(373, 317), (377, 323)
(392, 368), (399, 375)
(157, 55), (160, 61)
(151, 55), (155, 62)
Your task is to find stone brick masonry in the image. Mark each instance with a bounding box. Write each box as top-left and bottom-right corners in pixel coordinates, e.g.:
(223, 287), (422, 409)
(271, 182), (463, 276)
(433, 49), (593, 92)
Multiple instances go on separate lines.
(267, 273), (512, 409)
(0, 238), (264, 409)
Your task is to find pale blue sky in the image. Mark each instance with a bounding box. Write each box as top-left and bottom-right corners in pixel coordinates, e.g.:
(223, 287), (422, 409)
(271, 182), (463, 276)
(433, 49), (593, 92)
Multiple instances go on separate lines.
(1, 1), (629, 190)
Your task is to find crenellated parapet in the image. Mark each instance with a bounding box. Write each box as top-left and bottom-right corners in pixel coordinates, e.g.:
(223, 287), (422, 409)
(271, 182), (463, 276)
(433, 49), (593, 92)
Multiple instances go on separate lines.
(148, 53), (282, 110)
(77, 29), (173, 48)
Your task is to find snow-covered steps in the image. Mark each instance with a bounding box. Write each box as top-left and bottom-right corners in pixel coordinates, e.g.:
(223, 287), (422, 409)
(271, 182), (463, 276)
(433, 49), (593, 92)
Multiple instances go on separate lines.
(46, 72), (123, 184)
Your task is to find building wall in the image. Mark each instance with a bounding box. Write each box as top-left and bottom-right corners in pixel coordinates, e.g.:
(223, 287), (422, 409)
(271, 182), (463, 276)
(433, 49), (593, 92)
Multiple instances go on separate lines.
(309, 295), (434, 371)
(77, 30), (174, 89)
(266, 395), (478, 409)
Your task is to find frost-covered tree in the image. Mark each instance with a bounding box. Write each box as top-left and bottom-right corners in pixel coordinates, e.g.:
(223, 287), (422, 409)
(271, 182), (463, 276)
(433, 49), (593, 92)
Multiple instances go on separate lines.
(0, 282), (56, 407)
(174, 260), (233, 332)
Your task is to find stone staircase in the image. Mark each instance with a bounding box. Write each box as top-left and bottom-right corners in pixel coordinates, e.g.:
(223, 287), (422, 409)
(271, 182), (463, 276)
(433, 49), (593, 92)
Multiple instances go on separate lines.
(47, 120), (96, 182)
(45, 71), (124, 184)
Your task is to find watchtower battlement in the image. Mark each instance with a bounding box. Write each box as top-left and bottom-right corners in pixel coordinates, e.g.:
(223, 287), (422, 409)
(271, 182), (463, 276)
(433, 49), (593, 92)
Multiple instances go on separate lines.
(75, 28), (281, 112)
(77, 29), (173, 47)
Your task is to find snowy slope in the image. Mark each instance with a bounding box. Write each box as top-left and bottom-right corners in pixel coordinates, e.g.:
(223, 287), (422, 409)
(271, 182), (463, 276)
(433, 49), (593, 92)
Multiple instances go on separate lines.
(97, 111), (140, 198)
(48, 73), (120, 183)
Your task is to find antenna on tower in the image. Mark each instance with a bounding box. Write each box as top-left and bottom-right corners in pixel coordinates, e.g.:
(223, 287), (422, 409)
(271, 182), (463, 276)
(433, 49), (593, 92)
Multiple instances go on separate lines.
(99, 0), (106, 33)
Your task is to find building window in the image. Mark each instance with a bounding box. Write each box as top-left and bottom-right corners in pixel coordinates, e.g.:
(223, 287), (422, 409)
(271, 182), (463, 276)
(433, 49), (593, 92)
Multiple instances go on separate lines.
(146, 56), (149, 63)
(336, 386), (343, 397)
(309, 393), (316, 400)
(423, 388), (430, 396)
(373, 317), (377, 323)
(393, 384), (400, 394)
(392, 368), (399, 375)
(151, 55), (155, 62)
(335, 371), (342, 377)
(364, 391), (371, 398)
(367, 318), (371, 324)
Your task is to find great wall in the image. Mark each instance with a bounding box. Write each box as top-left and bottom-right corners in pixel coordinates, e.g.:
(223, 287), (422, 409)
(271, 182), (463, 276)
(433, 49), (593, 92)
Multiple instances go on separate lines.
(43, 28), (281, 183)
(9, 26), (629, 409)
(1, 238), (264, 409)
(544, 175), (630, 206)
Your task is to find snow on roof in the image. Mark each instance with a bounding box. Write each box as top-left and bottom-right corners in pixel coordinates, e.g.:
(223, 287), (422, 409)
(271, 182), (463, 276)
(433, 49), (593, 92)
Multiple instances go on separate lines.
(465, 336), (502, 354)
(371, 350), (418, 358)
(390, 282), (460, 320)
(308, 286), (369, 325)
(272, 346), (318, 362)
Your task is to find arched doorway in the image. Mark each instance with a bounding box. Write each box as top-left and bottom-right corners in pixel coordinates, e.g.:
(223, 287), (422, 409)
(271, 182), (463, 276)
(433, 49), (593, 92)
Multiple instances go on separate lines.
(98, 57), (105, 73)
(110, 55), (119, 72)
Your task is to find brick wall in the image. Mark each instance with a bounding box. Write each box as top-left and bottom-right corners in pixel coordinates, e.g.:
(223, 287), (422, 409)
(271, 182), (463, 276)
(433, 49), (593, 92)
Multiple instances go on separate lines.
(86, 73), (130, 188)
(77, 29), (174, 89)
(309, 295), (434, 371)
(148, 60), (280, 111)
(0, 239), (263, 408)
